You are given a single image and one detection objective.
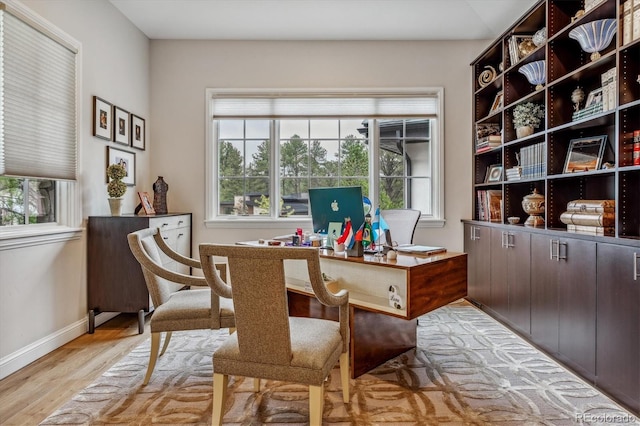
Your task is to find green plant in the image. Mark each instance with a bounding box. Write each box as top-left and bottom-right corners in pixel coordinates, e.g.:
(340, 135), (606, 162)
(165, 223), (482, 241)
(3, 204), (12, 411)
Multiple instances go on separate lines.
(512, 102), (545, 129)
(106, 164), (127, 198)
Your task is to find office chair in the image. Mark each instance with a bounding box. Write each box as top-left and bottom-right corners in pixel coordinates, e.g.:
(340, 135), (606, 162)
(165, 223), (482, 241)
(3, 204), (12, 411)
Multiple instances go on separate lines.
(381, 208), (421, 246)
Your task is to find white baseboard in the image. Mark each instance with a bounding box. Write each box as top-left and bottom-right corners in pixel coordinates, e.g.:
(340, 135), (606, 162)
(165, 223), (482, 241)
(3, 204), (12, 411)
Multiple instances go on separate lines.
(0, 311), (119, 380)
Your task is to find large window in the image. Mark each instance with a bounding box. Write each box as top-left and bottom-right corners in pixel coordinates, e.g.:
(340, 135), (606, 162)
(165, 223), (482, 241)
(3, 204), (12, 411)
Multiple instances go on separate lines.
(0, 177), (56, 225)
(206, 89), (443, 227)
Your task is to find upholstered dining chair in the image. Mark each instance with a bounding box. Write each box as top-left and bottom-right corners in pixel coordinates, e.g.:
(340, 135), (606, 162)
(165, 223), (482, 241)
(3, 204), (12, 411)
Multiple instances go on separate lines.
(127, 228), (235, 385)
(381, 208), (421, 246)
(199, 244), (350, 426)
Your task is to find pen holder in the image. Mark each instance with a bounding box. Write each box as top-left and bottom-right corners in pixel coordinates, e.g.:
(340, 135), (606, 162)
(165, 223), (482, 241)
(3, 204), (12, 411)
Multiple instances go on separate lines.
(346, 240), (363, 257)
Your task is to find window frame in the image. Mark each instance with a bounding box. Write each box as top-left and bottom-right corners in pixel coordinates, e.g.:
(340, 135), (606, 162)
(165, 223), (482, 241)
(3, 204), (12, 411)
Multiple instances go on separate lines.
(0, 0), (82, 248)
(205, 88), (444, 230)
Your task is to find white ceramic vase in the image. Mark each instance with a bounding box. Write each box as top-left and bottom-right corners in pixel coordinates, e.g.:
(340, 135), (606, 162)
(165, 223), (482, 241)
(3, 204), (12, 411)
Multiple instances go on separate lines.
(516, 126), (534, 139)
(108, 198), (123, 216)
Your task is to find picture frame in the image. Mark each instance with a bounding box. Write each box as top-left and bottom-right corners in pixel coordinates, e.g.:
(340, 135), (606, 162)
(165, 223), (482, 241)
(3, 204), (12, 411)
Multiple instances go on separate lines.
(107, 146), (136, 186)
(585, 88), (604, 108)
(131, 114), (146, 150)
(113, 106), (130, 146)
(93, 96), (113, 141)
(137, 191), (155, 215)
(563, 135), (607, 173)
(490, 91), (503, 113)
(485, 164), (503, 183)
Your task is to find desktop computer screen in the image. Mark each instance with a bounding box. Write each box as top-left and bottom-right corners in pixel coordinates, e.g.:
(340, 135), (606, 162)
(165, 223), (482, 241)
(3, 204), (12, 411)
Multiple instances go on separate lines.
(308, 186), (366, 236)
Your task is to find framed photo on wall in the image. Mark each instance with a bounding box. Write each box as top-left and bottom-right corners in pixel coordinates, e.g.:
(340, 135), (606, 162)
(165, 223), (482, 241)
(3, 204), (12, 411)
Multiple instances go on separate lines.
(93, 96), (113, 141)
(107, 146), (136, 186)
(113, 106), (130, 146)
(131, 114), (146, 150)
(563, 135), (607, 173)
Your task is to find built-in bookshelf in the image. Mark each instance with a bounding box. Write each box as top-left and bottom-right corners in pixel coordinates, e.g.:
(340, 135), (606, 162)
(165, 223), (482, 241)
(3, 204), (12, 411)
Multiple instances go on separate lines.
(471, 0), (640, 238)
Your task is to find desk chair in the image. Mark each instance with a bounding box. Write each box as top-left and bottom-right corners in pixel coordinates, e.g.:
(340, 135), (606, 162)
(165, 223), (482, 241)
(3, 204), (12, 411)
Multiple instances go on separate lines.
(381, 208), (421, 246)
(199, 244), (350, 426)
(127, 228), (234, 385)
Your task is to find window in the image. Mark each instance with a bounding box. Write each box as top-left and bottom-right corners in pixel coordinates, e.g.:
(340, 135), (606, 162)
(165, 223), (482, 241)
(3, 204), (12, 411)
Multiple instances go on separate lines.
(206, 89), (443, 227)
(0, 1), (80, 234)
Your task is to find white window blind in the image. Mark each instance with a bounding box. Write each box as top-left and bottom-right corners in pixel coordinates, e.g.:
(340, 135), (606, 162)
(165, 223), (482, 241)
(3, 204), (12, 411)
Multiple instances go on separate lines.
(0, 5), (77, 180)
(210, 92), (439, 119)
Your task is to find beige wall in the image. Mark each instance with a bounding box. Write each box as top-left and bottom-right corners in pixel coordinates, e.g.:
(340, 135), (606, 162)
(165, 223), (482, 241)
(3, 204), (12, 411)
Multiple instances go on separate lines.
(150, 39), (486, 252)
(0, 0), (149, 379)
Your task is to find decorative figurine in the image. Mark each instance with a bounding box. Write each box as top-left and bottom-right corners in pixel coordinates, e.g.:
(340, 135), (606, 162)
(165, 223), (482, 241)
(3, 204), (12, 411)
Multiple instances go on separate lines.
(153, 176), (169, 214)
(571, 86), (585, 112)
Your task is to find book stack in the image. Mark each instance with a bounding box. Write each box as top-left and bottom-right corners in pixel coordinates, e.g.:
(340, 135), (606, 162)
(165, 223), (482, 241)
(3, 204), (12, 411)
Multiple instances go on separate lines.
(560, 199), (615, 236)
(572, 101), (604, 121)
(505, 166), (522, 181)
(519, 142), (546, 179)
(476, 190), (502, 223)
(475, 123), (501, 153)
(622, 0), (640, 45)
(601, 68), (616, 111)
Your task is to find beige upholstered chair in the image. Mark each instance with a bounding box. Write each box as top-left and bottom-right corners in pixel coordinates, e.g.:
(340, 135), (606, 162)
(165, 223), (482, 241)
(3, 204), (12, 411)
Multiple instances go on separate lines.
(199, 244), (350, 426)
(127, 228), (235, 385)
(381, 208), (421, 246)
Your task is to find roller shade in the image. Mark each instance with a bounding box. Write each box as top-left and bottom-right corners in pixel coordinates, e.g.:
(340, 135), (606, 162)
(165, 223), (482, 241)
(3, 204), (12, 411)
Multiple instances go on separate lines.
(0, 6), (77, 180)
(210, 92), (439, 119)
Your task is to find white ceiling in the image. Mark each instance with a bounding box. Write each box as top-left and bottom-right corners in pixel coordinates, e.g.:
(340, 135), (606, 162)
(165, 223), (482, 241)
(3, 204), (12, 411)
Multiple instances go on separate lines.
(109, 0), (538, 41)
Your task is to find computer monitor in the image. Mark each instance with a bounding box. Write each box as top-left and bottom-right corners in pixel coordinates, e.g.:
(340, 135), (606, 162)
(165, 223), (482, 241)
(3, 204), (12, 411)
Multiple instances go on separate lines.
(308, 186), (366, 236)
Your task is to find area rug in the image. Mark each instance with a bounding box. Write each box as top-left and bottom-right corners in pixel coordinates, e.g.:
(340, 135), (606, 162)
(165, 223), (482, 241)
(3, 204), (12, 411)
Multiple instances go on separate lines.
(41, 301), (638, 425)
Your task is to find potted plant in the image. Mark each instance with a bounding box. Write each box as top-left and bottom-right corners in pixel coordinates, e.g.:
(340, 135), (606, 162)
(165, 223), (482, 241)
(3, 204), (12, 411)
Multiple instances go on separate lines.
(106, 163), (127, 216)
(513, 102), (545, 138)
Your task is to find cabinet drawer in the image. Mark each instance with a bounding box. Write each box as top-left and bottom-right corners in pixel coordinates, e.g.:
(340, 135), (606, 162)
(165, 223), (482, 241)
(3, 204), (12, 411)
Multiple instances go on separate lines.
(149, 214), (190, 231)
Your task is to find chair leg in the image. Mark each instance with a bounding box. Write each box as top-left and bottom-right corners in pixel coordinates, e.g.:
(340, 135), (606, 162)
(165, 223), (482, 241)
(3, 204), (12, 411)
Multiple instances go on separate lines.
(143, 332), (161, 385)
(159, 331), (172, 356)
(253, 378), (261, 392)
(309, 384), (324, 426)
(339, 351), (350, 403)
(212, 373), (228, 426)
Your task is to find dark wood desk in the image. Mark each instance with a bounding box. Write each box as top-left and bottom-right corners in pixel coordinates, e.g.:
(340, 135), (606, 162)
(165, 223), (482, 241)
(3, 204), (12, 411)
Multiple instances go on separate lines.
(284, 250), (468, 377)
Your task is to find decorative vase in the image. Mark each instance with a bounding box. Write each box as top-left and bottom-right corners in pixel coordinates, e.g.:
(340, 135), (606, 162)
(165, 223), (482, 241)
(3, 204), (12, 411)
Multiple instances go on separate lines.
(518, 60), (546, 90)
(108, 198), (123, 216)
(568, 19), (617, 62)
(516, 126), (534, 139)
(153, 176), (169, 214)
(532, 27), (547, 47)
(522, 189), (545, 227)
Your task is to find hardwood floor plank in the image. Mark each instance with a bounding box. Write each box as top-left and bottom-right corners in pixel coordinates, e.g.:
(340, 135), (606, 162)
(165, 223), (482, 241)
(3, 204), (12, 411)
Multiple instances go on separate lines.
(0, 313), (149, 425)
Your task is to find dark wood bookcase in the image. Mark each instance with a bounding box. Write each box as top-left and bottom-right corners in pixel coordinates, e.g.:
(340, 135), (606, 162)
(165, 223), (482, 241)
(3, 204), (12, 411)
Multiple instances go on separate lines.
(466, 0), (639, 415)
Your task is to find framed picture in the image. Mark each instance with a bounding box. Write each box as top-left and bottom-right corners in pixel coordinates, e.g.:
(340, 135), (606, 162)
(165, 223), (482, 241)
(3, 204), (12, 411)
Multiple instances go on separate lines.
(107, 146), (136, 186)
(131, 114), (146, 150)
(490, 91), (503, 113)
(138, 191), (155, 215)
(563, 135), (607, 173)
(485, 164), (503, 183)
(113, 106), (130, 146)
(585, 88), (604, 108)
(93, 96), (112, 141)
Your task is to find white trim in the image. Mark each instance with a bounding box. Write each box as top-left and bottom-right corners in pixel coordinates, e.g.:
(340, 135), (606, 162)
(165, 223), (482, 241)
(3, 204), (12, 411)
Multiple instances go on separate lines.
(0, 226), (82, 250)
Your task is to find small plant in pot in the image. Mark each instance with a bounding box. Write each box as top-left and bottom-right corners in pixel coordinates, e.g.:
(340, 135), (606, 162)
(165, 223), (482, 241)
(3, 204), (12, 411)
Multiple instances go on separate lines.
(106, 163), (127, 216)
(513, 102), (545, 138)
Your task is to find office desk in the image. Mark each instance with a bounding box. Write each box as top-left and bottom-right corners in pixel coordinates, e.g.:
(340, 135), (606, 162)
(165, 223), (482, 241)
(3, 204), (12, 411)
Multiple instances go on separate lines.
(284, 249), (468, 377)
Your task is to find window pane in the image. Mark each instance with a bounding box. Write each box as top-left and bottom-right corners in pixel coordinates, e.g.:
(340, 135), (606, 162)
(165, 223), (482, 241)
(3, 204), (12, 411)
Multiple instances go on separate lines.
(219, 140), (244, 177)
(0, 177), (56, 225)
(309, 120), (337, 139)
(280, 137), (309, 178)
(218, 120), (244, 139)
(246, 139), (270, 176)
(311, 140), (338, 178)
(280, 178), (309, 217)
(245, 120), (270, 138)
(280, 120), (308, 139)
(340, 138), (369, 178)
(340, 119), (367, 139)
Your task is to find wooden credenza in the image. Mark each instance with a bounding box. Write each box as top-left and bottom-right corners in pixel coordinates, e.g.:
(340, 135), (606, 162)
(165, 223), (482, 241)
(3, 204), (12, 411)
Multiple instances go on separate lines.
(87, 213), (192, 334)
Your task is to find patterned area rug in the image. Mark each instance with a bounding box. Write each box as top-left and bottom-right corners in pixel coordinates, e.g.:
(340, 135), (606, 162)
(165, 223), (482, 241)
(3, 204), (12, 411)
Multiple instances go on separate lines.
(41, 301), (638, 425)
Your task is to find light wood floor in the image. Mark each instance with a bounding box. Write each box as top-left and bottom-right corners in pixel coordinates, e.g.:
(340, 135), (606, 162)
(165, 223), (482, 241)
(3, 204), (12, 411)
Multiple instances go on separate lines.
(0, 313), (149, 425)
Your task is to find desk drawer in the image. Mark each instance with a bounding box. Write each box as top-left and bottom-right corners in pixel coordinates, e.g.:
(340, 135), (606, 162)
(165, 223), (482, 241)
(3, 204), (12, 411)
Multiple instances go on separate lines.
(149, 214), (190, 231)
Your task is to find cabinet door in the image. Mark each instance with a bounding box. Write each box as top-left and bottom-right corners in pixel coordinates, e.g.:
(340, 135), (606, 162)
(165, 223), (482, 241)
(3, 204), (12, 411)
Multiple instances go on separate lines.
(464, 224), (491, 307)
(596, 243), (640, 413)
(557, 237), (596, 379)
(531, 234), (559, 354)
(506, 230), (531, 335)
(490, 229), (509, 319)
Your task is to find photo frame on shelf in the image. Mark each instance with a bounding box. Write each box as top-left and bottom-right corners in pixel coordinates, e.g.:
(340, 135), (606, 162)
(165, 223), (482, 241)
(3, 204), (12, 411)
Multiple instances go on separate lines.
(489, 91), (503, 113)
(131, 114), (146, 150)
(485, 164), (503, 183)
(563, 135), (607, 173)
(137, 191), (155, 215)
(585, 88), (604, 108)
(92, 96), (112, 141)
(107, 146), (136, 186)
(113, 106), (130, 146)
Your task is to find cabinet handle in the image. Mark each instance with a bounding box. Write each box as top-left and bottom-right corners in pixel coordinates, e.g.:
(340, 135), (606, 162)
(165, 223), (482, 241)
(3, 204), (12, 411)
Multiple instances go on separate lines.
(634, 252), (639, 281)
(550, 239), (558, 260)
(178, 220), (184, 225)
(178, 233), (184, 238)
(161, 222), (169, 227)
(473, 226), (480, 241)
(558, 241), (567, 261)
(506, 232), (514, 249)
(501, 231), (507, 248)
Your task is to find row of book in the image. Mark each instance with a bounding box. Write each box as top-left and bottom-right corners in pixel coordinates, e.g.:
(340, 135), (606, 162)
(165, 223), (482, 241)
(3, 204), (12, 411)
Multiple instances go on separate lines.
(560, 199), (615, 236)
(622, 0), (640, 46)
(476, 190), (502, 223)
(518, 142), (546, 179)
(600, 68), (616, 112)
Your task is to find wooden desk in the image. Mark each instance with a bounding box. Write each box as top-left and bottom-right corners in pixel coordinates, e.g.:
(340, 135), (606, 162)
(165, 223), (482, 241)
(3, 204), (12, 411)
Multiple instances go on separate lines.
(283, 250), (468, 377)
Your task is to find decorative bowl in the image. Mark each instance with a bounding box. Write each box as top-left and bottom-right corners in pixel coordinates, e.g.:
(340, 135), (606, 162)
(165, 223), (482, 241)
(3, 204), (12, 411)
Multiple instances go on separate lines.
(518, 60), (546, 90)
(507, 216), (520, 225)
(569, 19), (617, 61)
